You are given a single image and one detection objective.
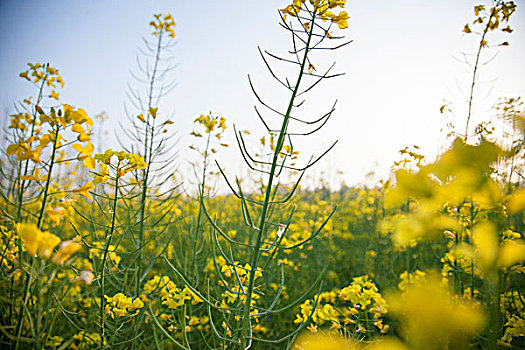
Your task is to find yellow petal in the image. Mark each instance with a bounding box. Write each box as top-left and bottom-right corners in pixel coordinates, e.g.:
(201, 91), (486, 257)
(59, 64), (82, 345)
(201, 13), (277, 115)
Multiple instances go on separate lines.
(17, 223), (41, 256)
(51, 239), (82, 265)
(498, 240), (525, 267)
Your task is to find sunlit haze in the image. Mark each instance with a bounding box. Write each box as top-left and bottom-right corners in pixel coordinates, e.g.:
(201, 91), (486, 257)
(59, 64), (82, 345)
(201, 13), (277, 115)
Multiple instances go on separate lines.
(1, 0), (524, 188)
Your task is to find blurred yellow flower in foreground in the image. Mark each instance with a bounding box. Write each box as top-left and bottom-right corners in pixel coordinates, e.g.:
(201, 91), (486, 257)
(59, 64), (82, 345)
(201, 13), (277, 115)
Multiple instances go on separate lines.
(292, 331), (410, 350)
(17, 223), (82, 264)
(292, 331), (358, 350)
(387, 274), (484, 350)
(17, 223), (60, 258)
(51, 238), (82, 265)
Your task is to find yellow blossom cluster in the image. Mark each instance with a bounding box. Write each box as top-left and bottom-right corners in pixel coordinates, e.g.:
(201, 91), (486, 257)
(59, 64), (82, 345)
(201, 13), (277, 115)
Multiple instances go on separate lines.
(220, 260), (263, 282)
(213, 259), (268, 333)
(397, 270), (426, 292)
(150, 13), (175, 38)
(463, 2), (516, 47)
(501, 315), (525, 344)
(385, 138), (504, 244)
(192, 113), (226, 135)
(0, 225), (19, 268)
(104, 292), (144, 318)
(189, 113), (229, 156)
(70, 331), (105, 350)
(8, 104), (93, 166)
(18, 63), (64, 98)
(295, 275), (388, 334)
(7, 77), (98, 205)
(93, 149), (148, 182)
(281, 0), (349, 30)
(143, 275), (203, 309)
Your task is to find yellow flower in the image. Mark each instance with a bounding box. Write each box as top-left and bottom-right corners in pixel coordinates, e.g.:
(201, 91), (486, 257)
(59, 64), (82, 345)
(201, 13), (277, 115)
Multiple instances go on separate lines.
(51, 238), (82, 265)
(17, 223), (40, 256)
(72, 270), (95, 285)
(63, 105), (91, 125)
(498, 239), (525, 268)
(71, 123), (91, 142)
(45, 206), (66, 226)
(150, 13), (175, 38)
(292, 330), (358, 350)
(95, 149), (114, 164)
(49, 90), (59, 100)
(72, 142), (94, 161)
(73, 181), (95, 201)
(37, 231), (61, 258)
(331, 11), (349, 29)
(506, 188), (525, 213)
(20, 168), (46, 182)
(94, 163), (109, 184)
(387, 274), (484, 349)
(17, 223), (60, 258)
(104, 292), (144, 318)
(148, 107), (158, 118)
(19, 70), (30, 81)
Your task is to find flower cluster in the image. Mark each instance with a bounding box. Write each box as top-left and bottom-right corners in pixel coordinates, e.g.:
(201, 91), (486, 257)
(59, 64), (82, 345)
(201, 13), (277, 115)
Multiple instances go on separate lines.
(463, 2), (516, 47)
(104, 292), (144, 318)
(189, 113), (229, 155)
(150, 13), (175, 38)
(93, 149), (148, 183)
(0, 225), (19, 268)
(398, 270), (426, 292)
(144, 275), (203, 309)
(385, 138), (503, 244)
(18, 62), (64, 98)
(295, 275), (388, 335)
(281, 0), (349, 29)
(8, 104), (93, 166)
(213, 259), (268, 334)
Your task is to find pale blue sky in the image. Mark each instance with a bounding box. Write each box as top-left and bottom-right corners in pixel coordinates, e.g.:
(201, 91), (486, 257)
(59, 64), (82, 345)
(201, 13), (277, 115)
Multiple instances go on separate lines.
(1, 1), (524, 187)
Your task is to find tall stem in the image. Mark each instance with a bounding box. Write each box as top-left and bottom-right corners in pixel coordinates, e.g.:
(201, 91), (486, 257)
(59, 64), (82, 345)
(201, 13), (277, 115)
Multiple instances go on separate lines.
(191, 131), (211, 283)
(100, 170), (120, 349)
(15, 77), (47, 222)
(464, 7), (497, 141)
(136, 29), (163, 296)
(36, 125), (61, 228)
(239, 9), (317, 349)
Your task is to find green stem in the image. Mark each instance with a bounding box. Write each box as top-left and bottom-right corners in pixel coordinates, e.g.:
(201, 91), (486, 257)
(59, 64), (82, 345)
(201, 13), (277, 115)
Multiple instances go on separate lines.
(136, 27), (163, 297)
(36, 124), (61, 228)
(100, 170), (120, 349)
(15, 77), (47, 222)
(239, 9), (317, 349)
(192, 131), (212, 282)
(464, 6), (497, 141)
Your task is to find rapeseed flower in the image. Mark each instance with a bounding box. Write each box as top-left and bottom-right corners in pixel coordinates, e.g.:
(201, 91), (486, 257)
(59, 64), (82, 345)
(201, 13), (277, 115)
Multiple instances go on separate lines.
(51, 238), (82, 265)
(387, 274), (484, 349)
(17, 223), (60, 258)
(104, 292), (144, 318)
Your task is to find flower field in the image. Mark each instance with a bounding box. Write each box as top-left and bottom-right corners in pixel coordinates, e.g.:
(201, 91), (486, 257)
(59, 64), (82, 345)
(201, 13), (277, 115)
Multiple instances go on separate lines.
(1, 1), (524, 349)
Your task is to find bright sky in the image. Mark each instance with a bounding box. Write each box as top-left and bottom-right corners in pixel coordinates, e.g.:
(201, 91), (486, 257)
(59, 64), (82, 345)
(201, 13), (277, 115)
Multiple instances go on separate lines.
(1, 1), (524, 188)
